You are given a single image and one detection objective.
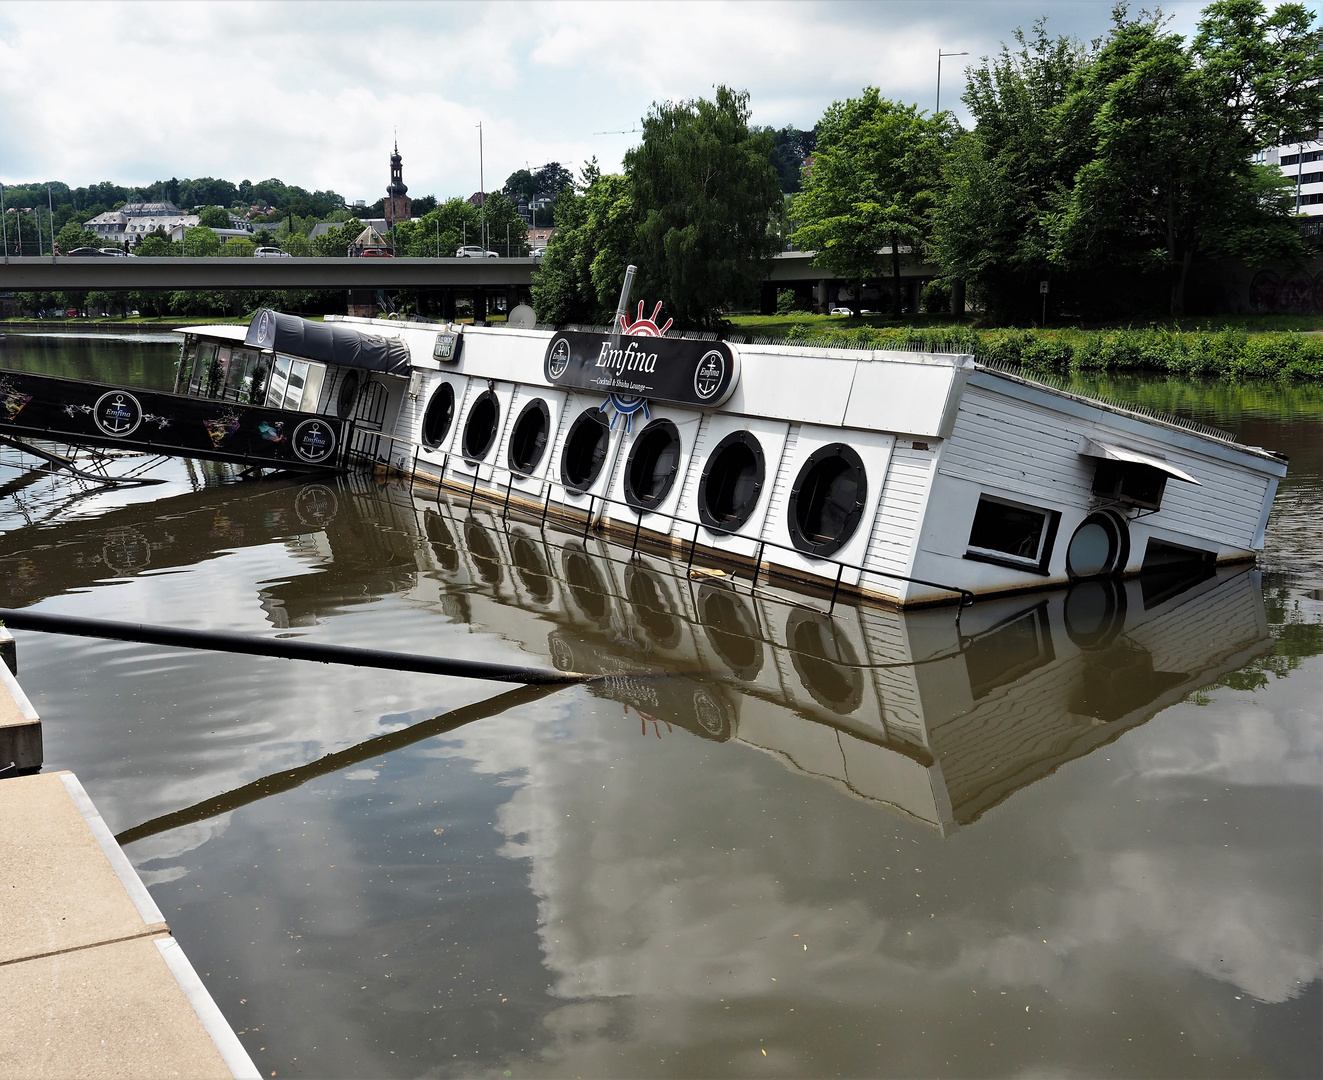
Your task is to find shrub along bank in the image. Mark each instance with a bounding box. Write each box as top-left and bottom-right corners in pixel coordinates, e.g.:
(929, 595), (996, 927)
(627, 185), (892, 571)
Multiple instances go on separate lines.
(764, 324), (1323, 381)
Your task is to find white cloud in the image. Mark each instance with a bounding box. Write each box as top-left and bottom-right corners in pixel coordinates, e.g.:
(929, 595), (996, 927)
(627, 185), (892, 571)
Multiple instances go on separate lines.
(0, 0), (1212, 200)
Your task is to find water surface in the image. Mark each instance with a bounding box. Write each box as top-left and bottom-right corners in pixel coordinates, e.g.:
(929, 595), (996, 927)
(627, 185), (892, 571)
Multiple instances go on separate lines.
(1, 341), (1319, 1078)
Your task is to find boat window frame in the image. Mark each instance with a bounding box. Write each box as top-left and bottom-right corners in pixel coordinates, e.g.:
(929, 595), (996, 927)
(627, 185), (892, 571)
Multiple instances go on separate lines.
(698, 430), (766, 532)
(422, 381), (456, 450)
(462, 389), (501, 463)
(507, 397), (551, 475)
(786, 442), (869, 558)
(560, 408), (612, 493)
(964, 493), (1060, 576)
(624, 418), (683, 511)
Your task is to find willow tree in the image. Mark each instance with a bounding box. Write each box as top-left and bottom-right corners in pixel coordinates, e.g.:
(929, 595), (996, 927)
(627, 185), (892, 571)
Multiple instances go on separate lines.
(793, 89), (952, 315)
(625, 86), (782, 330)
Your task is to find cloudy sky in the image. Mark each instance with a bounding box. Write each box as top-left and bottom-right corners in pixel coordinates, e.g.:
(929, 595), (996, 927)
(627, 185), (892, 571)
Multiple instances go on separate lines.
(2, 1), (1212, 202)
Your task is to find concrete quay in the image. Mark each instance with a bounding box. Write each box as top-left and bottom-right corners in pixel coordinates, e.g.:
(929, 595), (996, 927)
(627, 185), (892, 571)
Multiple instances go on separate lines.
(1, 645), (258, 1078)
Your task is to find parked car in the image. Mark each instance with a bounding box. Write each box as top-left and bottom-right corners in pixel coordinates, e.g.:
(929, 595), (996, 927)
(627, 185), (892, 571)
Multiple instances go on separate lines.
(253, 246), (291, 258)
(829, 306), (854, 316)
(65, 247), (112, 257)
(456, 245), (500, 258)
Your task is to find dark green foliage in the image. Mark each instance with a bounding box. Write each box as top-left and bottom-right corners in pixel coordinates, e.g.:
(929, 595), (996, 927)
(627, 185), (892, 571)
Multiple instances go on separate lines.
(767, 125), (817, 193)
(767, 322), (1323, 380)
(626, 86), (783, 329)
(196, 206), (232, 229)
(792, 90), (952, 315)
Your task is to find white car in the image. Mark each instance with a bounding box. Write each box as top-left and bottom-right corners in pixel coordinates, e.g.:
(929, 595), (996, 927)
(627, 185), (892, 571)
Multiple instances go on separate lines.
(98, 248), (129, 257)
(254, 246), (292, 258)
(829, 306), (854, 315)
(456, 245), (500, 258)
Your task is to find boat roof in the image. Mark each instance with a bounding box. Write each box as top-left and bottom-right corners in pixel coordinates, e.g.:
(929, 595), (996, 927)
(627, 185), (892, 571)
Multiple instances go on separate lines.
(174, 324), (249, 342)
(244, 309), (412, 376)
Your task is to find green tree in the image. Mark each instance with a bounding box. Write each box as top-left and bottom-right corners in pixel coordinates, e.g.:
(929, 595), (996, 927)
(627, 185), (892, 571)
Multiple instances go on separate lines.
(793, 90), (952, 314)
(532, 164), (638, 324)
(220, 237), (255, 257)
(183, 226), (220, 257)
(478, 192), (530, 257)
(55, 221), (100, 252)
(1051, 1), (1321, 316)
(196, 205), (231, 229)
(626, 86), (782, 329)
(929, 22), (1094, 323)
(310, 218), (364, 258)
(136, 233), (178, 257)
(395, 197), (479, 257)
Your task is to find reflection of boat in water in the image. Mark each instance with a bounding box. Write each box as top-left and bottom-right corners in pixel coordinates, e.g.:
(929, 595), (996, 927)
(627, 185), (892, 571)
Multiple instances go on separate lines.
(0, 471), (1274, 833)
(402, 492), (1273, 833)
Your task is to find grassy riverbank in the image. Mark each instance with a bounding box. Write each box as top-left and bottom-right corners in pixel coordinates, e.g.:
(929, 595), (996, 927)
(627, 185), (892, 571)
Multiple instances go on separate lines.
(727, 317), (1323, 381)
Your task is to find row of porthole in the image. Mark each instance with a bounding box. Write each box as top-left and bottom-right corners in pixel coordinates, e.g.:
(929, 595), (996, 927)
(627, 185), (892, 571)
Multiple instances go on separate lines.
(422, 383), (873, 557)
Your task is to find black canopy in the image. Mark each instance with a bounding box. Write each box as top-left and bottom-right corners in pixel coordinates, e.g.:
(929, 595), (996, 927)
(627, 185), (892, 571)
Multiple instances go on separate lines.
(244, 310), (412, 377)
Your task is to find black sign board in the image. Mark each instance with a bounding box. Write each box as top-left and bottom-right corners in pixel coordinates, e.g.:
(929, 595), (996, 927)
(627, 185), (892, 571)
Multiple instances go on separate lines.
(0, 368), (346, 471)
(542, 332), (739, 407)
(433, 331), (462, 361)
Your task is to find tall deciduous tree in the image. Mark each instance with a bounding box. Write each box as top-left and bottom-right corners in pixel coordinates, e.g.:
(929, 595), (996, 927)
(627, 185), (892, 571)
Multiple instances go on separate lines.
(929, 23), (1095, 323)
(1051, 1), (1321, 316)
(532, 162), (638, 325)
(626, 86), (781, 329)
(793, 90), (952, 315)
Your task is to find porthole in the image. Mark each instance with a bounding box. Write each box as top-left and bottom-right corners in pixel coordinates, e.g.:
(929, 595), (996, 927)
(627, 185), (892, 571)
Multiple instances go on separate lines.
(624, 419), (682, 511)
(786, 608), (863, 715)
(336, 369), (360, 419)
(464, 519), (502, 584)
(698, 430), (765, 532)
(1063, 579), (1128, 649)
(1066, 511), (1128, 580)
(560, 408), (611, 493)
(698, 581), (763, 680)
(625, 564), (681, 650)
(421, 382), (455, 449)
(510, 533), (553, 604)
(786, 443), (868, 558)
(507, 398), (550, 475)
(424, 510), (459, 574)
(562, 544), (610, 625)
(462, 389), (500, 462)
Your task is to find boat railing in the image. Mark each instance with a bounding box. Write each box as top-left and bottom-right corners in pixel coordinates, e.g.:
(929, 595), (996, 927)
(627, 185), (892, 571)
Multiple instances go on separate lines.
(366, 429), (976, 617)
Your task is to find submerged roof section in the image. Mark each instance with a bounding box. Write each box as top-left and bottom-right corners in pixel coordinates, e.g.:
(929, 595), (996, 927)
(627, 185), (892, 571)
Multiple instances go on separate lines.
(243, 309), (411, 376)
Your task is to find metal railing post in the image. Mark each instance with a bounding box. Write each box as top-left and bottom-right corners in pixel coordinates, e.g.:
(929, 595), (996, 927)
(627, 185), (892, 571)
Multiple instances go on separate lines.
(408, 445), (419, 490)
(540, 483), (552, 530)
(750, 539), (765, 593)
(501, 473), (513, 521)
(686, 521), (700, 572)
(468, 465), (479, 510)
(630, 511), (642, 557)
(582, 495), (594, 539)
(828, 563), (845, 615)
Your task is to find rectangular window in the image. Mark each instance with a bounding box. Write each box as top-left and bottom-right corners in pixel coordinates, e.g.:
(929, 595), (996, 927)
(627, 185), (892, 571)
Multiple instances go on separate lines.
(966, 494), (1054, 569)
(1091, 459), (1167, 510)
(964, 602), (1055, 700)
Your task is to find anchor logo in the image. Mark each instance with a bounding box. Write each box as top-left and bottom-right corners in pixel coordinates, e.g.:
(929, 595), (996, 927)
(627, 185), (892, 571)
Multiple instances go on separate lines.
(93, 391), (143, 437)
(291, 418), (337, 464)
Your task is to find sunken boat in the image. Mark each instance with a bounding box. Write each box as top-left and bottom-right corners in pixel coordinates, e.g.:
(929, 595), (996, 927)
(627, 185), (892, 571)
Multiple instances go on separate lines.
(1, 300), (1287, 607)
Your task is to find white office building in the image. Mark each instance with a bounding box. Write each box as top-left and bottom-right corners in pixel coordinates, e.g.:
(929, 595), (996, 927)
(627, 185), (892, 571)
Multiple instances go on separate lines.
(1260, 139), (1323, 216)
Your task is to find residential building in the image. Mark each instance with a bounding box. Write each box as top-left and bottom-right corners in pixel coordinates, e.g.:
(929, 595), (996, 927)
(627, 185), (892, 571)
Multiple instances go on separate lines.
(85, 202), (199, 244)
(1260, 137), (1323, 216)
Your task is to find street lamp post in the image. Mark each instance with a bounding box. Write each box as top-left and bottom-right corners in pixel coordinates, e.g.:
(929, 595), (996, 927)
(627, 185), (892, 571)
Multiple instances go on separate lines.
(477, 121), (485, 254)
(937, 49), (969, 115)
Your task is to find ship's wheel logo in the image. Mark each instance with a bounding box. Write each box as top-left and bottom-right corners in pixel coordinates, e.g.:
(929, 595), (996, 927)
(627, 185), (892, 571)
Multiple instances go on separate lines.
(93, 391), (143, 437)
(620, 301), (673, 338)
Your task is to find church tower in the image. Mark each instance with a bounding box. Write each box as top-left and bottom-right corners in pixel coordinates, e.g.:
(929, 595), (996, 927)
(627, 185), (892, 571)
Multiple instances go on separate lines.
(384, 140), (411, 229)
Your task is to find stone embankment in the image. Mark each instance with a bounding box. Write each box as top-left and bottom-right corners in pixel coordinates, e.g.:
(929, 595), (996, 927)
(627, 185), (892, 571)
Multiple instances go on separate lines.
(0, 632), (257, 1079)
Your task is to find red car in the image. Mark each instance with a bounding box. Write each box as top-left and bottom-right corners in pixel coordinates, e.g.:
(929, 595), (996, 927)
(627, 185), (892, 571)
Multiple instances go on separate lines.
(359, 249), (393, 258)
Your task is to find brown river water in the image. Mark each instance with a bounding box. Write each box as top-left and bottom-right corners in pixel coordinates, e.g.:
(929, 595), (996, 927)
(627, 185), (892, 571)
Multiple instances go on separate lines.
(1, 332), (1320, 1078)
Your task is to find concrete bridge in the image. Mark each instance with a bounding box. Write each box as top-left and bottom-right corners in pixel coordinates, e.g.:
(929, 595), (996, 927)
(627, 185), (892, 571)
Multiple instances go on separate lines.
(0, 251), (943, 315)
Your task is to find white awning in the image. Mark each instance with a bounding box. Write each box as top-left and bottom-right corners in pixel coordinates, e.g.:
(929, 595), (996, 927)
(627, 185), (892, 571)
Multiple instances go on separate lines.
(1081, 438), (1200, 485)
